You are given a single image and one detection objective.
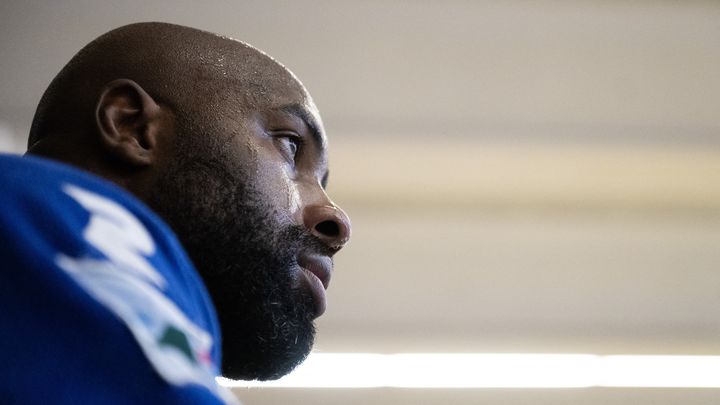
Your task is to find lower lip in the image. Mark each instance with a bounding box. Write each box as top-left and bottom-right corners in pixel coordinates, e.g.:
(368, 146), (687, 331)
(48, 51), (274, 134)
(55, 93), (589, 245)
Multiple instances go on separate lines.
(300, 267), (327, 318)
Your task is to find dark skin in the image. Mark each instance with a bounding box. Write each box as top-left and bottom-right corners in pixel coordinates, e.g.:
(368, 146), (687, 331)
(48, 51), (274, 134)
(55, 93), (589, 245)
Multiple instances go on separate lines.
(27, 22), (351, 380)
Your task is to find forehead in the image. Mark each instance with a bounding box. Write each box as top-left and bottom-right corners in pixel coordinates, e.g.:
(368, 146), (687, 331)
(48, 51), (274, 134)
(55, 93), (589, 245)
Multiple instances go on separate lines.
(213, 46), (318, 107)
(190, 37), (327, 147)
(227, 50), (325, 137)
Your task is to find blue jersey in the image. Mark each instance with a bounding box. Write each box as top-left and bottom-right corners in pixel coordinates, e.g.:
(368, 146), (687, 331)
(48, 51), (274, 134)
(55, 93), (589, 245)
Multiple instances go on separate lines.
(0, 154), (236, 404)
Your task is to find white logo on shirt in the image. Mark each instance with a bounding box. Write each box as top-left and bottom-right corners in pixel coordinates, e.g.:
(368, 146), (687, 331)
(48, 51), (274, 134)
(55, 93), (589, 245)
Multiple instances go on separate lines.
(55, 184), (237, 404)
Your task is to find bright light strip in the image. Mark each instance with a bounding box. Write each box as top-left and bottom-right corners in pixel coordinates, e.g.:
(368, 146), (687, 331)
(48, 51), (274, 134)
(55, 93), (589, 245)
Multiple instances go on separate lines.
(218, 353), (720, 389)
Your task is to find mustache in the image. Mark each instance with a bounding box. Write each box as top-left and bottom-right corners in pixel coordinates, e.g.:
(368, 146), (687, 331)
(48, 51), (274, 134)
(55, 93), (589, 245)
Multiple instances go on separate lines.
(284, 224), (335, 258)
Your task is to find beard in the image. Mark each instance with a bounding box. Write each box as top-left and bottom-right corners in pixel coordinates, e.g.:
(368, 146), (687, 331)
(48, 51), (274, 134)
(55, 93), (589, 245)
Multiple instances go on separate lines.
(147, 148), (324, 381)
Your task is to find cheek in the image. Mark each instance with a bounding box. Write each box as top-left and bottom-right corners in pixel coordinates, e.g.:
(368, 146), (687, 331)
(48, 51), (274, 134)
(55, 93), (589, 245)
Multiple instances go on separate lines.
(242, 133), (304, 222)
(276, 168), (303, 222)
(286, 178), (302, 216)
(253, 155), (304, 220)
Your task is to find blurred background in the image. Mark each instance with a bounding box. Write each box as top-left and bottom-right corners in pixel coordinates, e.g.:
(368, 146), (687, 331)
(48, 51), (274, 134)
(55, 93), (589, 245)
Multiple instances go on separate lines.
(2, 1), (720, 404)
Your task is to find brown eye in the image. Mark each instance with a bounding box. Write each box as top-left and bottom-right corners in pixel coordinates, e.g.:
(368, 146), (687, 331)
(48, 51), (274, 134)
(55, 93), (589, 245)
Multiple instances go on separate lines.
(276, 134), (302, 165)
(285, 137), (299, 158)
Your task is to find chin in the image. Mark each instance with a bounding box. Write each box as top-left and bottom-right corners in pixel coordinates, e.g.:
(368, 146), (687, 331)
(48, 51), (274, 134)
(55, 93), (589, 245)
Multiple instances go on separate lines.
(212, 274), (318, 381)
(219, 315), (316, 381)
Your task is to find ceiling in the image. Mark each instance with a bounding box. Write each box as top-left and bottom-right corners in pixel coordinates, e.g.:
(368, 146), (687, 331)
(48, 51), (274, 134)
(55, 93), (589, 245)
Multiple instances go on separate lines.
(2, 0), (720, 145)
(1, 1), (719, 404)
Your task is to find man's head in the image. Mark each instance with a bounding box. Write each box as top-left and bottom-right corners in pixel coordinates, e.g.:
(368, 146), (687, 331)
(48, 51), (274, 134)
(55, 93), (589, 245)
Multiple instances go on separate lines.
(27, 22), (351, 380)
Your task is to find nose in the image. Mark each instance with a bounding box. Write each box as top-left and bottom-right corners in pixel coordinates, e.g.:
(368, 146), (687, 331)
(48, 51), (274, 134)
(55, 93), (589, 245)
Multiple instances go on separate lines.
(302, 204), (352, 250)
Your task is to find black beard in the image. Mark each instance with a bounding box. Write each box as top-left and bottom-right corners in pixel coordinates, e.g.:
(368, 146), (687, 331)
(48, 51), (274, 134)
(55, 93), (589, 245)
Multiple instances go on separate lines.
(148, 153), (320, 380)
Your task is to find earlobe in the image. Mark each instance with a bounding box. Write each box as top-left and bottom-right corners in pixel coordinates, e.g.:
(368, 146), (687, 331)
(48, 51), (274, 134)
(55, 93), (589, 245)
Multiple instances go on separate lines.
(95, 79), (163, 166)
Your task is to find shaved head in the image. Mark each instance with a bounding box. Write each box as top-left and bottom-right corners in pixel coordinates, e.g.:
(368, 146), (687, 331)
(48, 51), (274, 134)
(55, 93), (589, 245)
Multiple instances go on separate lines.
(27, 22), (351, 381)
(30, 22), (306, 149)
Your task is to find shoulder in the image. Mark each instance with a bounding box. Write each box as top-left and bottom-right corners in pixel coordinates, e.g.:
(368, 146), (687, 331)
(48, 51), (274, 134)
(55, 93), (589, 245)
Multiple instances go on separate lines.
(0, 153), (191, 283)
(0, 153), (194, 297)
(0, 153), (234, 404)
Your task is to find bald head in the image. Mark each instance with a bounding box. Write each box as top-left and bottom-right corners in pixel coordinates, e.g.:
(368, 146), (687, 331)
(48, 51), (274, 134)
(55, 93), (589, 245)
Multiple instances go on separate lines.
(29, 22), (308, 149)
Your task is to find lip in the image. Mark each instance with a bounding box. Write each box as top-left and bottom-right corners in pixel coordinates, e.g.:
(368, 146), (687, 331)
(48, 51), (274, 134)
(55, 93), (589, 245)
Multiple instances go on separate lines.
(297, 255), (333, 318)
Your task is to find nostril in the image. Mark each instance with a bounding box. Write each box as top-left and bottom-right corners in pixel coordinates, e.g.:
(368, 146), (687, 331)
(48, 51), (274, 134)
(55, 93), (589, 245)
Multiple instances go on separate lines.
(315, 220), (340, 237)
(303, 205), (351, 248)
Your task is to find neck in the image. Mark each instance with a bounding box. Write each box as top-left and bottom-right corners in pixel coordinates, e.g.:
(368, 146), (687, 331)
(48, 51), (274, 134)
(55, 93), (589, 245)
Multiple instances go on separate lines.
(26, 135), (152, 201)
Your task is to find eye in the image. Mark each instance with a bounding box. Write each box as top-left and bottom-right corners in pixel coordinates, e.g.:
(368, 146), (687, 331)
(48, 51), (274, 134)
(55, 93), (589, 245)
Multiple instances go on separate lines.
(274, 133), (303, 164)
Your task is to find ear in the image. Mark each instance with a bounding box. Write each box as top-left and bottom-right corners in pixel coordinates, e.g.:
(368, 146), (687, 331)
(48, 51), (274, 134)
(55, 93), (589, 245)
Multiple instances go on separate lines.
(95, 79), (164, 166)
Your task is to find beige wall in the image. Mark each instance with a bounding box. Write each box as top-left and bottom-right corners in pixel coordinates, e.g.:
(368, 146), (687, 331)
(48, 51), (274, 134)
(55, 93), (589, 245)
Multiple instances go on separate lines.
(1, 1), (719, 404)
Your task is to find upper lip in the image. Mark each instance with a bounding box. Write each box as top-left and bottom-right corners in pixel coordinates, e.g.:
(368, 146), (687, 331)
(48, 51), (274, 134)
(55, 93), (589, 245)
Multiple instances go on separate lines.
(297, 254), (333, 289)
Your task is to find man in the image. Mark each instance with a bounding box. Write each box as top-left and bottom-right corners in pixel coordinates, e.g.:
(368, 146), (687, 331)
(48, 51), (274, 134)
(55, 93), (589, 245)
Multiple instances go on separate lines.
(0, 22), (350, 403)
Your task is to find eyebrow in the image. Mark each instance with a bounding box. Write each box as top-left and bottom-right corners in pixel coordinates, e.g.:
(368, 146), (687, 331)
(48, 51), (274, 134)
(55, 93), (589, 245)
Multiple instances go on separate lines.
(277, 104), (326, 153)
(275, 104), (329, 188)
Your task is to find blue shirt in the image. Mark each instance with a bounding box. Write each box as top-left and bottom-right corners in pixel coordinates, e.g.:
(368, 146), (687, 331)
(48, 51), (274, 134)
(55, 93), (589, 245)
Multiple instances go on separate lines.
(0, 154), (236, 404)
